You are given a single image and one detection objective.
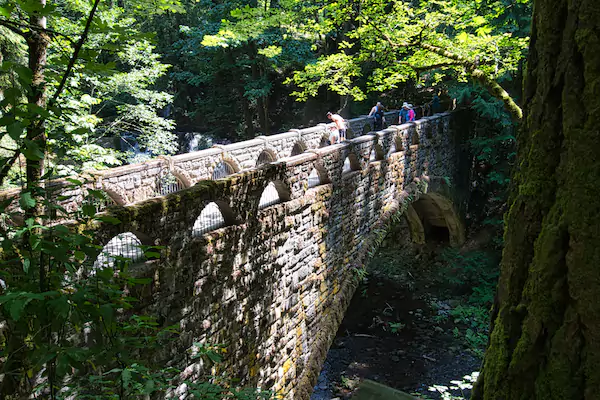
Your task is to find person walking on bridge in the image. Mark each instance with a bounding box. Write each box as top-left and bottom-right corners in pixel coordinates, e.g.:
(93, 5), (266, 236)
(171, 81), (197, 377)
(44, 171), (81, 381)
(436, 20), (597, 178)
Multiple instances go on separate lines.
(408, 104), (416, 121)
(399, 102), (410, 124)
(327, 112), (347, 141)
(368, 102), (386, 131)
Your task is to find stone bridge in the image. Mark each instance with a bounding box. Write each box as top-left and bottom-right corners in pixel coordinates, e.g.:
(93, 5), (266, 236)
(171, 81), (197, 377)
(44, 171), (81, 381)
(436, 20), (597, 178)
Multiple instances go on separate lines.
(1, 111), (470, 399)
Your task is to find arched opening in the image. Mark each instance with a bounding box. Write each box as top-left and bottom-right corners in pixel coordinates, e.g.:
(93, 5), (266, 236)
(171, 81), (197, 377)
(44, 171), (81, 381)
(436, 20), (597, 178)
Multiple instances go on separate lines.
(369, 144), (384, 162)
(362, 123), (372, 135)
(308, 168), (321, 188)
(411, 193), (464, 246)
(396, 136), (405, 152)
(256, 149), (277, 167)
(258, 181), (290, 209)
(320, 133), (330, 148)
(192, 202), (232, 236)
(94, 232), (146, 270)
(387, 142), (397, 157)
(290, 141), (307, 156)
(212, 159), (239, 180)
(386, 136), (405, 157)
(411, 131), (420, 146)
(158, 172), (185, 196)
(342, 154), (360, 174)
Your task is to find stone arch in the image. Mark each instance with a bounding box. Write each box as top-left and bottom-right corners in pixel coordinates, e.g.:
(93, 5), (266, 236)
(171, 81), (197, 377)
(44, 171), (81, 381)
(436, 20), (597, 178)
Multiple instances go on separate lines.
(212, 158), (240, 180)
(411, 130), (420, 146)
(258, 180), (291, 209)
(93, 231), (153, 270)
(192, 201), (235, 237)
(342, 153), (361, 174)
(395, 134), (405, 152)
(157, 171), (185, 196)
(411, 193), (464, 246)
(171, 166), (193, 188)
(256, 149), (277, 167)
(362, 123), (373, 135)
(102, 183), (128, 206)
(404, 204), (425, 245)
(370, 144), (384, 162)
(290, 141), (307, 156)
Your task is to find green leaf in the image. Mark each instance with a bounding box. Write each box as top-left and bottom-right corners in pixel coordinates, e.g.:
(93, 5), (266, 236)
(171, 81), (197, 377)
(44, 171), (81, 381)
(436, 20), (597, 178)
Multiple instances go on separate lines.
(7, 121), (24, 141)
(29, 234), (41, 250)
(22, 140), (45, 161)
(25, 103), (50, 118)
(66, 178), (83, 186)
(9, 298), (28, 321)
(82, 204), (96, 217)
(19, 192), (36, 209)
(23, 258), (30, 273)
(121, 368), (132, 388)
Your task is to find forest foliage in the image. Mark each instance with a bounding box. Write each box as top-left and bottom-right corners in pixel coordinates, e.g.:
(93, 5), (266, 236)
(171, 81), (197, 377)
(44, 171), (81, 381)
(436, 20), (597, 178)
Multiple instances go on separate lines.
(0, 0), (532, 397)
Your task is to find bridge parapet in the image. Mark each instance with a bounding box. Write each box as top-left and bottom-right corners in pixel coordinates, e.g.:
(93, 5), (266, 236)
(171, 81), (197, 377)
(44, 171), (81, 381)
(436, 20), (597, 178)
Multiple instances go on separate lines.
(0, 109), (409, 219)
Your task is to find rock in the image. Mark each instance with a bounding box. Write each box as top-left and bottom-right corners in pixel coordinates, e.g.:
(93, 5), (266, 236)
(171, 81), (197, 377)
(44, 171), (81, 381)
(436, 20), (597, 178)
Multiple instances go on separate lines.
(391, 355), (400, 362)
(434, 326), (444, 333)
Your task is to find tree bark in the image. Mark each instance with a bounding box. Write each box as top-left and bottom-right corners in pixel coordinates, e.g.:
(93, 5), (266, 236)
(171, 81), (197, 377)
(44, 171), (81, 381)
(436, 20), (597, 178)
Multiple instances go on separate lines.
(25, 6), (49, 224)
(473, 0), (600, 399)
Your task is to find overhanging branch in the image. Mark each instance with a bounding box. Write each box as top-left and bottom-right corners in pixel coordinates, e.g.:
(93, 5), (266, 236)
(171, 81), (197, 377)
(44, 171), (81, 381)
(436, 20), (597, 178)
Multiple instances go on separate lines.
(367, 21), (523, 120)
(0, 18), (75, 44)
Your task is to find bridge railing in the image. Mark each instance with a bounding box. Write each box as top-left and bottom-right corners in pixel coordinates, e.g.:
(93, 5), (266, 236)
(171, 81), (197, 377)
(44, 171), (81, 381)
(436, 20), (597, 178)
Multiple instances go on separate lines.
(0, 109), (452, 222)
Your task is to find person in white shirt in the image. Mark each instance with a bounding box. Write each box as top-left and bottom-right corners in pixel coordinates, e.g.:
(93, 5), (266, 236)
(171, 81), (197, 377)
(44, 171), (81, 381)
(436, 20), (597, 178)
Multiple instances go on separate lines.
(327, 112), (347, 141)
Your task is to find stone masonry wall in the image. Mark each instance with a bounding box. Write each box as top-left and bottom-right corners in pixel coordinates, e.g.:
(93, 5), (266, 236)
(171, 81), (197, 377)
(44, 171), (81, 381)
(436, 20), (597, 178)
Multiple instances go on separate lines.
(82, 112), (463, 399)
(0, 111), (401, 216)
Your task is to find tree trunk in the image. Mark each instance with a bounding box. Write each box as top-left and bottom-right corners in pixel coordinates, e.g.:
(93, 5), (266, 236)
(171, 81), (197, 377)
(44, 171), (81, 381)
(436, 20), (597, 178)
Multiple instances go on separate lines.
(25, 9), (49, 224)
(473, 0), (600, 399)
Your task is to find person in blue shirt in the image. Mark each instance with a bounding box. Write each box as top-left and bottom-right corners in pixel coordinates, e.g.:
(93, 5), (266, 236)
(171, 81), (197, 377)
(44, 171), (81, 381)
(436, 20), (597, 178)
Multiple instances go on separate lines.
(368, 102), (386, 131)
(399, 102), (410, 124)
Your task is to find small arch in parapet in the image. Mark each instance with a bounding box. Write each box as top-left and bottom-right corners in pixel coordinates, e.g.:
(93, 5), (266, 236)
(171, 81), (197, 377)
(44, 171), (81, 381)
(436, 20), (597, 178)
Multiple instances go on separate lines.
(369, 144), (384, 162)
(102, 184), (129, 206)
(212, 159), (240, 180)
(387, 134), (405, 157)
(256, 149), (278, 167)
(308, 163), (329, 188)
(192, 200), (235, 237)
(411, 130), (420, 146)
(157, 172), (186, 196)
(258, 180), (291, 210)
(362, 123), (373, 135)
(342, 153), (361, 174)
(291, 141), (307, 157)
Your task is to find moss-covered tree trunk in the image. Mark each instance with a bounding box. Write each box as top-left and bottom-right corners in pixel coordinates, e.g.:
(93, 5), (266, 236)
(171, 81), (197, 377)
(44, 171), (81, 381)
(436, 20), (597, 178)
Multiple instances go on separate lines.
(473, 0), (600, 398)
